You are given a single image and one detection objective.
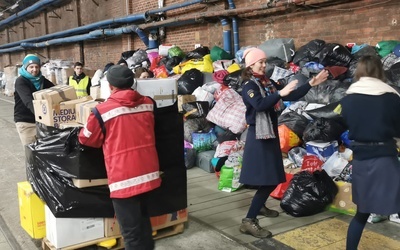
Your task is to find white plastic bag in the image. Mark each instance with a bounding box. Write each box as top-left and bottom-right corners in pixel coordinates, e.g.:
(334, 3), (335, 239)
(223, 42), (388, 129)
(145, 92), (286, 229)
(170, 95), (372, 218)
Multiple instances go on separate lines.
(322, 152), (348, 177)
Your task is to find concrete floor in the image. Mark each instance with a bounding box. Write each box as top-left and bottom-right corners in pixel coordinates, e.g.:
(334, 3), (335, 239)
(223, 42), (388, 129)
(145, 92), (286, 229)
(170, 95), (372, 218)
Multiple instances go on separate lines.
(1, 93), (400, 250)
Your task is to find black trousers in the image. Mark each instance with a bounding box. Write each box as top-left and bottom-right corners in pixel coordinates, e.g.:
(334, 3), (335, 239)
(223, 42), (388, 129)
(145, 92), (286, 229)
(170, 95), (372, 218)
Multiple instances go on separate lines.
(112, 194), (154, 250)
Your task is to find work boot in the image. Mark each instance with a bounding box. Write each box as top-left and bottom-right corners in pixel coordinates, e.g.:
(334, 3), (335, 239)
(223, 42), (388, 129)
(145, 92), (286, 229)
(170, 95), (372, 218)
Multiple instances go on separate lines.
(239, 218), (272, 238)
(258, 206), (279, 217)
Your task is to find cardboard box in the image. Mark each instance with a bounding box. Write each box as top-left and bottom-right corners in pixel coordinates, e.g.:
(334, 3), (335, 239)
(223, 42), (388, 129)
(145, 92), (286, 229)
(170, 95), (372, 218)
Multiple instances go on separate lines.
(90, 85), (101, 100)
(306, 140), (338, 161)
(33, 96), (92, 128)
(17, 181), (46, 239)
(76, 100), (101, 124)
(150, 209), (188, 231)
(136, 78), (177, 108)
(72, 178), (108, 188)
(177, 95), (196, 112)
(32, 85), (77, 107)
(45, 205), (104, 249)
(327, 181), (356, 216)
(104, 217), (121, 237)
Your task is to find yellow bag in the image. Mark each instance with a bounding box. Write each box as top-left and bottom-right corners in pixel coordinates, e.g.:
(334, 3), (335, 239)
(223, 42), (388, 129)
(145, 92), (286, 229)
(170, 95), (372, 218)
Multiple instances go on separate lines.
(227, 63), (241, 73)
(173, 54), (213, 75)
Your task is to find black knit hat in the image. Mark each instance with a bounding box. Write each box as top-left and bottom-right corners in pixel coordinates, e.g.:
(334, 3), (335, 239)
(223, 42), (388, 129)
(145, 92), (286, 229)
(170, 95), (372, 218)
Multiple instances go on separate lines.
(106, 65), (134, 89)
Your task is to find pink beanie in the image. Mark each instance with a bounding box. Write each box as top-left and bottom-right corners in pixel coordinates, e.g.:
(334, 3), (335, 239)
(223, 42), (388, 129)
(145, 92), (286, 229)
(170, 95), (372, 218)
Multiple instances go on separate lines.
(243, 48), (267, 67)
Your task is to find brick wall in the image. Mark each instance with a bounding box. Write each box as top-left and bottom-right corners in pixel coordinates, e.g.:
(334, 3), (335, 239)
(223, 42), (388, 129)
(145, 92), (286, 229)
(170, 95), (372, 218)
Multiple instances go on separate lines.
(0, 0), (399, 70)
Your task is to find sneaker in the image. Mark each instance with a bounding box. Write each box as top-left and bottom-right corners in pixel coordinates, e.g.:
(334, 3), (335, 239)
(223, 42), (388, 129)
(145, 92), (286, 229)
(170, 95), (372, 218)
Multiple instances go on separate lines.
(239, 218), (272, 238)
(258, 206), (279, 217)
(367, 213), (387, 224)
(389, 214), (400, 224)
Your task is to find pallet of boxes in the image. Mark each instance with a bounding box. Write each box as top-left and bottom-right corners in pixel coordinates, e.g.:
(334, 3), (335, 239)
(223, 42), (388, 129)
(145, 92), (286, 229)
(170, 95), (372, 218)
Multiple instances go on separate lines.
(19, 79), (188, 249)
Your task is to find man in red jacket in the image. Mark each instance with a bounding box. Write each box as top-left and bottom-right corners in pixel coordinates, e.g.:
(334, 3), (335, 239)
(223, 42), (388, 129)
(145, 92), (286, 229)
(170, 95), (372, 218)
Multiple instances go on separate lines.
(78, 65), (161, 250)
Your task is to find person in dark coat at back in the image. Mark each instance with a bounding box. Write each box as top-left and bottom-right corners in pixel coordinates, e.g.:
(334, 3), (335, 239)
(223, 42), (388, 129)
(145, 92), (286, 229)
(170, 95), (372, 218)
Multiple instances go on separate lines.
(340, 55), (400, 250)
(239, 47), (328, 238)
(14, 54), (54, 146)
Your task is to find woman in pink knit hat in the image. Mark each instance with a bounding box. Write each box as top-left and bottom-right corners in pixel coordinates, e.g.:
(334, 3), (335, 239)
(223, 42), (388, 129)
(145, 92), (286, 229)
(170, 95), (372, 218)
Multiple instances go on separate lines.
(239, 47), (328, 238)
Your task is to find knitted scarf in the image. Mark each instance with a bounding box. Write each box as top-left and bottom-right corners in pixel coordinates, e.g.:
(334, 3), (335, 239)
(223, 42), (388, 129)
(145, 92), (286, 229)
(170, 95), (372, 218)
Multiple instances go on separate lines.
(18, 67), (44, 90)
(251, 74), (284, 139)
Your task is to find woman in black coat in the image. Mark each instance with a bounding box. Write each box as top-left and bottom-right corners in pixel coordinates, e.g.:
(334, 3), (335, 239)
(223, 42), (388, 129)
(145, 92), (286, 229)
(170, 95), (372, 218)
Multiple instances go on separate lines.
(239, 47), (328, 238)
(14, 54), (54, 146)
(340, 55), (400, 250)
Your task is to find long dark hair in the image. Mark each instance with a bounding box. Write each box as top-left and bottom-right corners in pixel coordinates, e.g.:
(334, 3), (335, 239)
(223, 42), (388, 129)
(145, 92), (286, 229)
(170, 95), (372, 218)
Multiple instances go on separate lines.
(354, 55), (386, 82)
(241, 67), (253, 82)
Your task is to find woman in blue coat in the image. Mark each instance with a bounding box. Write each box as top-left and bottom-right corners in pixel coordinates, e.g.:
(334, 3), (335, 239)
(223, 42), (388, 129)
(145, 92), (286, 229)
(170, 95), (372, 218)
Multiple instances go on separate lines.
(340, 55), (400, 250)
(239, 48), (328, 238)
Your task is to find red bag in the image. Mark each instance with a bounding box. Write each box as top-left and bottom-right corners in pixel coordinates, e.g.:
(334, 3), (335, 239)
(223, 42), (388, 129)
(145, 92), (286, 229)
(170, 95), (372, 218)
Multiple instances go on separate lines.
(270, 173), (294, 199)
(153, 65), (168, 78)
(301, 155), (323, 173)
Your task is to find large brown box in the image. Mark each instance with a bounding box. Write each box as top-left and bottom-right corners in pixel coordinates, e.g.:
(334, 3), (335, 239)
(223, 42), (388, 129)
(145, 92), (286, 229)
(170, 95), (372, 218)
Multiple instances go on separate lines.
(76, 100), (101, 124)
(33, 96), (91, 128)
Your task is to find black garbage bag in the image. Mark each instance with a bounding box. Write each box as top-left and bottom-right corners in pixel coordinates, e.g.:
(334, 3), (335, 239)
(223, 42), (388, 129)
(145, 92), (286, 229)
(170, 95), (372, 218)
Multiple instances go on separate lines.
(36, 122), (64, 139)
(293, 39), (326, 67)
(122, 49), (149, 68)
(302, 117), (346, 143)
(184, 148), (197, 169)
(177, 68), (204, 94)
(32, 126), (107, 179)
(302, 80), (345, 104)
(305, 102), (343, 120)
(278, 111), (310, 138)
(182, 101), (210, 119)
(222, 69), (245, 94)
(277, 73), (308, 88)
(345, 59), (358, 79)
(185, 46), (210, 60)
(165, 56), (182, 71)
(385, 62), (400, 87)
(265, 57), (287, 78)
(280, 170), (338, 217)
(216, 129), (239, 144)
(26, 127), (114, 218)
(317, 43), (353, 67)
(148, 102), (187, 216)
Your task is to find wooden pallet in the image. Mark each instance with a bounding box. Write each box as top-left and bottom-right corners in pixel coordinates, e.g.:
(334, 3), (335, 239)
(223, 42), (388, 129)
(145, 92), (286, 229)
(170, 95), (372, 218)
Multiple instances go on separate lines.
(42, 236), (124, 250)
(153, 222), (185, 240)
(42, 222), (185, 249)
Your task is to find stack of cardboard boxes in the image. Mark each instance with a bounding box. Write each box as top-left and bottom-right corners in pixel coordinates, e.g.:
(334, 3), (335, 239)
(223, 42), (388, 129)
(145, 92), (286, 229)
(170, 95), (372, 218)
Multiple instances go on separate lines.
(32, 85), (100, 129)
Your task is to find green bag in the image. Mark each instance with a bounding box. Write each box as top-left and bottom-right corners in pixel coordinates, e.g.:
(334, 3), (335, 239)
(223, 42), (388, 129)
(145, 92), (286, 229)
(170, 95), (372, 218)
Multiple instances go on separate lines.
(168, 46), (186, 59)
(210, 46), (233, 62)
(218, 165), (243, 192)
(376, 40), (400, 58)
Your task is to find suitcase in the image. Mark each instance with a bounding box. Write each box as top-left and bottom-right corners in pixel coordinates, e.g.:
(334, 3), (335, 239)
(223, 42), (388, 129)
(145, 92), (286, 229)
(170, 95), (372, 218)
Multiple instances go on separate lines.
(196, 150), (216, 173)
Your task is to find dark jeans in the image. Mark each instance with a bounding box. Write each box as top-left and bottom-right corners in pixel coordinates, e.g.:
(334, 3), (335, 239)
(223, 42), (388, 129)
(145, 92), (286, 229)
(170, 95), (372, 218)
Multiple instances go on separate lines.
(112, 194), (154, 250)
